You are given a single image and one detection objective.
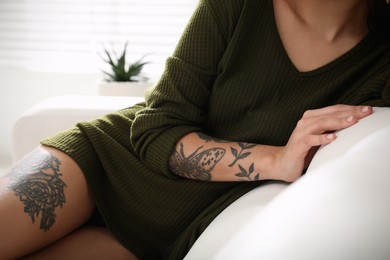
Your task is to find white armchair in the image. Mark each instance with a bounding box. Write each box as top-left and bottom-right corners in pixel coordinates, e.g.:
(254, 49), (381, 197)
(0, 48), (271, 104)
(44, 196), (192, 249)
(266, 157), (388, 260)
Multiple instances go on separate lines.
(13, 97), (390, 259)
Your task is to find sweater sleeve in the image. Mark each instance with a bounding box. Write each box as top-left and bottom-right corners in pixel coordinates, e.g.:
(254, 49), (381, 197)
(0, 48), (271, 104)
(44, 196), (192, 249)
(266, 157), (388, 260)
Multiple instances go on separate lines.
(130, 0), (238, 177)
(358, 66), (390, 107)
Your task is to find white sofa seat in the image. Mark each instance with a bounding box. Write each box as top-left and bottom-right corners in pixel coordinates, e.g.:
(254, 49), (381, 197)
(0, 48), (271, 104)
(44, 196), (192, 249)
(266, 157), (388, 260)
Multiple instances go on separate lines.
(12, 95), (144, 162)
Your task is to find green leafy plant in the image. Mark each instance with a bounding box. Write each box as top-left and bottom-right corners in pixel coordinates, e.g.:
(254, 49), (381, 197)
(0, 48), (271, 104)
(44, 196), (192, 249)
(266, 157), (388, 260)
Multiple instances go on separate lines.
(100, 42), (149, 82)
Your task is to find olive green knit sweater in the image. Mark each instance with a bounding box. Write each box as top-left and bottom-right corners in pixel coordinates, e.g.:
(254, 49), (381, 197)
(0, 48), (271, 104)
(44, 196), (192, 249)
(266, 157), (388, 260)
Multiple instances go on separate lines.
(42, 0), (390, 259)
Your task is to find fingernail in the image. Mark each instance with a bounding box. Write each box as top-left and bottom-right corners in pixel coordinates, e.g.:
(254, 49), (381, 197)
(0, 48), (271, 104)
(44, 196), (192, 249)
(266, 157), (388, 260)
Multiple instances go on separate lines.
(362, 106), (370, 113)
(326, 134), (335, 140)
(346, 116), (354, 122)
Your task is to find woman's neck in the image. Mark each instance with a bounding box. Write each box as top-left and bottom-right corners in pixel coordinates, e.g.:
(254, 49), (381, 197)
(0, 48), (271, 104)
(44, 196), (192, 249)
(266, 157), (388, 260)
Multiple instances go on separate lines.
(273, 0), (370, 72)
(283, 0), (368, 42)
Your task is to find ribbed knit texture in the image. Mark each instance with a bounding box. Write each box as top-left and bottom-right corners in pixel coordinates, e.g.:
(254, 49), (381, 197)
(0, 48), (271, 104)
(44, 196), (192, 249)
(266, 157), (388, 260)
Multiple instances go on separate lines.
(42, 0), (390, 259)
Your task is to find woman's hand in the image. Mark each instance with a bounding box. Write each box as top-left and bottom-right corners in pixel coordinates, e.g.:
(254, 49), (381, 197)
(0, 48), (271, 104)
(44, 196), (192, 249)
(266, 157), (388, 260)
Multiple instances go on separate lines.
(275, 105), (373, 182)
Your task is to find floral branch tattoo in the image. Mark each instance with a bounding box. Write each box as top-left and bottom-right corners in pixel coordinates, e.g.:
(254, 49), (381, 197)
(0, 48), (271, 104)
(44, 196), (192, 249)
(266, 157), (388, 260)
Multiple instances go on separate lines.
(235, 163), (260, 181)
(8, 152), (66, 231)
(229, 143), (256, 167)
(170, 143), (225, 181)
(189, 133), (261, 181)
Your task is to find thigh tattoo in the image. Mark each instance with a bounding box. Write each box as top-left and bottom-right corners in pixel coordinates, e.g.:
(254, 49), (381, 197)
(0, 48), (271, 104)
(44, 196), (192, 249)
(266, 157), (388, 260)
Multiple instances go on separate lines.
(8, 151), (67, 231)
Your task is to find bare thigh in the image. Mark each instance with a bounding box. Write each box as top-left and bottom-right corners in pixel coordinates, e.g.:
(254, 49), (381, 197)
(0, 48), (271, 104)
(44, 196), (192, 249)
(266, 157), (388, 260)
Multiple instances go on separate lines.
(22, 226), (138, 260)
(0, 145), (95, 259)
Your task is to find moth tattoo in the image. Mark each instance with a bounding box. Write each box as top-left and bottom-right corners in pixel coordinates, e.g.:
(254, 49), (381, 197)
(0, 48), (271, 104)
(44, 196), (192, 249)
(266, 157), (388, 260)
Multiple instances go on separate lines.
(170, 143), (225, 181)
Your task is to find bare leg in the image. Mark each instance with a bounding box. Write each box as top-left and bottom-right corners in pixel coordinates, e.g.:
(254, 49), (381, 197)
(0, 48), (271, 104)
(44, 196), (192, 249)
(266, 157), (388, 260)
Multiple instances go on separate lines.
(0, 145), (95, 259)
(22, 226), (138, 260)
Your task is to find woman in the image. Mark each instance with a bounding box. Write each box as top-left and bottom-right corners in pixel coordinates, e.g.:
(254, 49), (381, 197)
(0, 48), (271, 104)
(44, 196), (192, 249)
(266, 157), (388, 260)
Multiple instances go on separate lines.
(1, 0), (389, 259)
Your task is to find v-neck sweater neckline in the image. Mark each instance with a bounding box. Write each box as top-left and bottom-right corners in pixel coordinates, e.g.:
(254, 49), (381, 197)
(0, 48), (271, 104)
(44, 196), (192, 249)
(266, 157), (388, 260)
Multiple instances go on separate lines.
(269, 0), (375, 77)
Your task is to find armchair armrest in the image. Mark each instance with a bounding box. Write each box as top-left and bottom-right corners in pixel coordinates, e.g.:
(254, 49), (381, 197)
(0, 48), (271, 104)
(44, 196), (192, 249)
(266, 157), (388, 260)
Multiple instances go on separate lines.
(12, 95), (144, 162)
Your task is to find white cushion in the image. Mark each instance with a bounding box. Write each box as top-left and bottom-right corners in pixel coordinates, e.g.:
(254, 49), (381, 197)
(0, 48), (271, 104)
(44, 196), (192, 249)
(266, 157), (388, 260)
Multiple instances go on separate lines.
(184, 181), (289, 259)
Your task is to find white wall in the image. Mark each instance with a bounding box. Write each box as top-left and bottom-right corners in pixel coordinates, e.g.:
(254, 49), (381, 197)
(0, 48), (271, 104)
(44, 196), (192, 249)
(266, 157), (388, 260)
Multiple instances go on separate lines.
(0, 65), (100, 164)
(0, 1), (196, 168)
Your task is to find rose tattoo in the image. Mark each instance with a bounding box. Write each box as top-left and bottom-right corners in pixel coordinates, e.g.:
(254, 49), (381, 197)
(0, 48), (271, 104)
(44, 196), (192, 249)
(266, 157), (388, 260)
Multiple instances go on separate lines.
(9, 152), (66, 231)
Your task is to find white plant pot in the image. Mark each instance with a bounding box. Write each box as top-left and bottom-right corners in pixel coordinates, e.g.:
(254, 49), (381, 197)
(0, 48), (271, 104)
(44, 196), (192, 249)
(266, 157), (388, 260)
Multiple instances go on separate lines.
(97, 81), (153, 97)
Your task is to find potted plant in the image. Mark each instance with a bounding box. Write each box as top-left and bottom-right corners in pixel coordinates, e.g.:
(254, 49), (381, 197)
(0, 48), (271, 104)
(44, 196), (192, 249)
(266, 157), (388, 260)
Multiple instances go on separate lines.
(97, 42), (153, 97)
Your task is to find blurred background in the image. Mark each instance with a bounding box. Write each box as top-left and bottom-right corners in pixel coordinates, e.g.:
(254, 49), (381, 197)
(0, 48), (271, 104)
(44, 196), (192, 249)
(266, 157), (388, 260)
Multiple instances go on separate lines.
(0, 0), (198, 170)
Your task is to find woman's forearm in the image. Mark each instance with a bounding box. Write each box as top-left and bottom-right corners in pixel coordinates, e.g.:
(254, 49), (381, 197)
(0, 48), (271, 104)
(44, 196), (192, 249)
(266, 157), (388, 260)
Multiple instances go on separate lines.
(169, 132), (282, 182)
(169, 106), (373, 182)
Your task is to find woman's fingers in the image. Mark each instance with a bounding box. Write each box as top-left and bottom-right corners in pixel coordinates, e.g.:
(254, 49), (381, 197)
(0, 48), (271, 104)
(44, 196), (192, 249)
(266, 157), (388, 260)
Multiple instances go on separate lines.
(299, 132), (337, 149)
(302, 105), (372, 119)
(297, 105), (372, 136)
(297, 114), (356, 137)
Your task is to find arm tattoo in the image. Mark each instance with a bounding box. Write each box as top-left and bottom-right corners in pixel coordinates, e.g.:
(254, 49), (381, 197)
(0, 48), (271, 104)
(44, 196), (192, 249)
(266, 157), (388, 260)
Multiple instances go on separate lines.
(229, 142), (256, 167)
(170, 143), (225, 181)
(235, 163), (260, 181)
(196, 133), (256, 167)
(8, 151), (67, 231)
